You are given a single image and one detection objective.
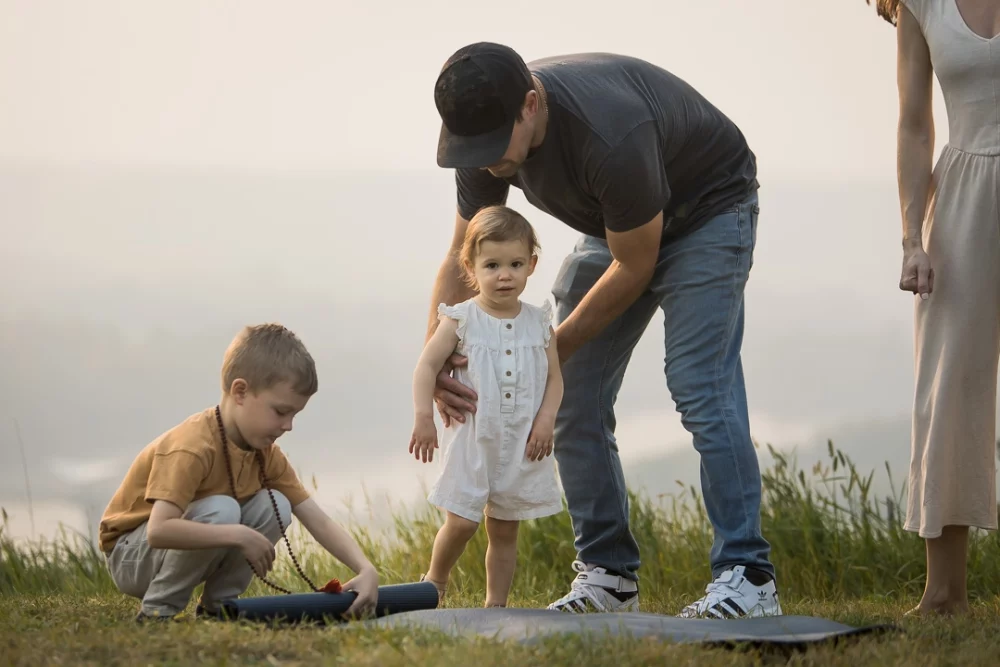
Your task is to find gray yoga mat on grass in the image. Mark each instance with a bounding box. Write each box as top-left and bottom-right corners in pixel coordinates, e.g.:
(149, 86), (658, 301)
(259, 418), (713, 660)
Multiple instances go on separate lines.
(366, 608), (901, 647)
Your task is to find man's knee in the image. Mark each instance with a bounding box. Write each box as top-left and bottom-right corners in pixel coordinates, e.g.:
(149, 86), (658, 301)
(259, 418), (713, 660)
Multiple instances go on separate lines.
(184, 495), (242, 525)
(666, 371), (729, 427)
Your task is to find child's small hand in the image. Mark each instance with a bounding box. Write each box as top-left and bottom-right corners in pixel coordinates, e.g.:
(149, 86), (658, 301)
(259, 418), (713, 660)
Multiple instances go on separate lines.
(409, 415), (439, 463)
(526, 415), (555, 461)
(342, 566), (379, 619)
(236, 525), (277, 576)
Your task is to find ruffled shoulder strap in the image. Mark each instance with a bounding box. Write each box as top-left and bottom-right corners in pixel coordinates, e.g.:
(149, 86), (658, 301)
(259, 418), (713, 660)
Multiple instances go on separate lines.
(437, 300), (470, 342)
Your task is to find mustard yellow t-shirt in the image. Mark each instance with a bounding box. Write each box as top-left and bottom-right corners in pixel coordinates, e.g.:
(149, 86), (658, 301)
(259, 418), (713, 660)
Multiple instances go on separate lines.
(99, 407), (311, 553)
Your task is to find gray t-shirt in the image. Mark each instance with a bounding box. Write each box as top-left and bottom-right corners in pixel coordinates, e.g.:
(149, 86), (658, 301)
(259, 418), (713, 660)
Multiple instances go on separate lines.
(455, 53), (759, 245)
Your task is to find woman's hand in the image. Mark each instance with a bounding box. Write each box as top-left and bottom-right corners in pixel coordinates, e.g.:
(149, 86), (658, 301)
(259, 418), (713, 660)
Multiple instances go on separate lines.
(900, 241), (934, 299)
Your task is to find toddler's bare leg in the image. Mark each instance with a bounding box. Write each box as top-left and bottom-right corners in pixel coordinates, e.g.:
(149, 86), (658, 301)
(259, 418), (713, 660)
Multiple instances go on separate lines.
(484, 516), (519, 607)
(425, 511), (479, 600)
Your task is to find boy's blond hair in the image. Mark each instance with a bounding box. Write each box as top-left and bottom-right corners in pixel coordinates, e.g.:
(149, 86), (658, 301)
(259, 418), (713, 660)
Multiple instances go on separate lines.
(459, 205), (540, 290)
(221, 323), (318, 396)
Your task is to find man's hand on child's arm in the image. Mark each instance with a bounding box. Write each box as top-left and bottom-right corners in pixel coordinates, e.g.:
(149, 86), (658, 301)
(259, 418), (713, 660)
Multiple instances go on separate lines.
(293, 498), (379, 618)
(147, 500), (276, 574)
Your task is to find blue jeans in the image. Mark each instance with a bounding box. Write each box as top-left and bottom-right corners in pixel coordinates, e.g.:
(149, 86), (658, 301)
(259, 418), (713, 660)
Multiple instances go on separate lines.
(550, 191), (773, 583)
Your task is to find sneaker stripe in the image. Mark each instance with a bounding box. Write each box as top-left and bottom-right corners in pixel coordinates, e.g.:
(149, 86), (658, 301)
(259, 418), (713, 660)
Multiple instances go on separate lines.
(707, 599), (746, 619)
(723, 599), (748, 617)
(549, 586), (638, 613)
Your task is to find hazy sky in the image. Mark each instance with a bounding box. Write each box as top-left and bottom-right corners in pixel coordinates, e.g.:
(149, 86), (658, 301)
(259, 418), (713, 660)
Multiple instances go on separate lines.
(0, 0), (950, 176)
(3, 0), (990, 545)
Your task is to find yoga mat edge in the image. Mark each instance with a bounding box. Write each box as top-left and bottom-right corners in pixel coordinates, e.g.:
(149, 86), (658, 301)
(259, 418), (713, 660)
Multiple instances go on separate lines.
(367, 608), (903, 647)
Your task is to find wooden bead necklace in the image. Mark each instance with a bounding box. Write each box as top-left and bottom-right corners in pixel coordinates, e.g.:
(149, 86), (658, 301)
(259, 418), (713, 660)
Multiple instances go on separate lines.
(214, 404), (339, 595)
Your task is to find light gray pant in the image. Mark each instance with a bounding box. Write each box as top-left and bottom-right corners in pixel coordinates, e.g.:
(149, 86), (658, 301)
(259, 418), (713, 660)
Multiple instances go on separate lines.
(106, 490), (291, 616)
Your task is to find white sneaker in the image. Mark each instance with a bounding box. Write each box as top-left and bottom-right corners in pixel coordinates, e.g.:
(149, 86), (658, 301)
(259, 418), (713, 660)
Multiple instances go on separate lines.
(547, 561), (640, 613)
(678, 565), (782, 619)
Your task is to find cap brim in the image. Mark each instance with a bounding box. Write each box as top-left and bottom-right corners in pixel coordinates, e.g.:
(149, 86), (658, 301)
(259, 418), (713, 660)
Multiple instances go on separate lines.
(436, 119), (515, 169)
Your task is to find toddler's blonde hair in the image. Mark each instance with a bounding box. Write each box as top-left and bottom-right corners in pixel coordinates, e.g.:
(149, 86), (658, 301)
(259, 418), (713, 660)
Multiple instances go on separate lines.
(459, 205), (540, 290)
(221, 323), (318, 396)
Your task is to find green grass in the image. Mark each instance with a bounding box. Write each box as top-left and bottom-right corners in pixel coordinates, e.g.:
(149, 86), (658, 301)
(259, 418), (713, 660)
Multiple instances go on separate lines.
(3, 441), (1000, 665)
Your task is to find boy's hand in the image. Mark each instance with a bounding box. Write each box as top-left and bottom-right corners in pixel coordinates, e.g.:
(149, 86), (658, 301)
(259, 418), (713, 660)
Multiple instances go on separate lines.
(237, 526), (276, 576)
(409, 415), (439, 463)
(526, 413), (555, 461)
(342, 566), (379, 619)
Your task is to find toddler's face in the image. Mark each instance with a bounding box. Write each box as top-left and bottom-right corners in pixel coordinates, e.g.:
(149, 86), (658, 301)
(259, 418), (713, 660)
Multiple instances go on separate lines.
(470, 239), (536, 302)
(233, 380), (310, 450)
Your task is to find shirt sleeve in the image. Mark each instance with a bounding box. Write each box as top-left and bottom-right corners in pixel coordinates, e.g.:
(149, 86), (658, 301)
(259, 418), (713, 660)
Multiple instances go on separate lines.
(264, 446), (311, 507)
(145, 450), (210, 512)
(589, 121), (670, 233)
(455, 167), (510, 221)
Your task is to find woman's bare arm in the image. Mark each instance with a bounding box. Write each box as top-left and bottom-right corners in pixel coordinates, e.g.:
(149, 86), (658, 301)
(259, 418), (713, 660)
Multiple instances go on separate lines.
(896, 4), (934, 250)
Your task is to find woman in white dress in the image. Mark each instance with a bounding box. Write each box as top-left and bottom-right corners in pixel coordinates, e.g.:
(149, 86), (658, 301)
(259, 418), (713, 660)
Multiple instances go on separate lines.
(868, 0), (1000, 615)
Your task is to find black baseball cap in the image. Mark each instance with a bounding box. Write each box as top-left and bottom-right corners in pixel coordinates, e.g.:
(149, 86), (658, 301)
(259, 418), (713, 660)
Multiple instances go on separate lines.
(434, 42), (534, 169)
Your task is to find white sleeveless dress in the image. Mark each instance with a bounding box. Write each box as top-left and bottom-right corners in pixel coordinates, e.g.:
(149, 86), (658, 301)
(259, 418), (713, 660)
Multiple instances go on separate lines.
(426, 298), (564, 522)
(901, 0), (1000, 538)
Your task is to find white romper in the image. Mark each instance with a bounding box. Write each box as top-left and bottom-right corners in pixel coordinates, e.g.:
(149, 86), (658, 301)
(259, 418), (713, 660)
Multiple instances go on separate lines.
(427, 298), (564, 523)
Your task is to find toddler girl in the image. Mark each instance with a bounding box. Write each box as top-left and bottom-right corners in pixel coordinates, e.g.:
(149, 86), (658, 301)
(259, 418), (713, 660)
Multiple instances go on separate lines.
(409, 204), (564, 608)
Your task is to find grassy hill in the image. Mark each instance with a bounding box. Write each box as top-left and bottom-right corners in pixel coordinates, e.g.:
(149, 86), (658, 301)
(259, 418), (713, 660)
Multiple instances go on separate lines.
(3, 442), (1000, 664)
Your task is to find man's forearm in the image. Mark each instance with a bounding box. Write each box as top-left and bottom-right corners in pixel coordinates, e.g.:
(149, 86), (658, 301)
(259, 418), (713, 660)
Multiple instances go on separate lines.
(426, 253), (477, 342)
(557, 260), (653, 355)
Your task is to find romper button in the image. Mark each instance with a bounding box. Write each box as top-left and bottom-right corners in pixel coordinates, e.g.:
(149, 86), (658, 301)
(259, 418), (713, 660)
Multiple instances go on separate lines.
(506, 371), (511, 376)
(506, 323), (512, 329)
(506, 349), (511, 355)
(505, 393), (511, 399)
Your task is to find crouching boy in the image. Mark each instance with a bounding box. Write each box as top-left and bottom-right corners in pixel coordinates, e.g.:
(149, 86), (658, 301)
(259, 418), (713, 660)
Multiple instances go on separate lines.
(98, 323), (378, 621)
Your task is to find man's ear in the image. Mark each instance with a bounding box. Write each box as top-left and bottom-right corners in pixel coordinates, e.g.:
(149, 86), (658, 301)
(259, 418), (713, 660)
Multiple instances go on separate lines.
(522, 88), (539, 119)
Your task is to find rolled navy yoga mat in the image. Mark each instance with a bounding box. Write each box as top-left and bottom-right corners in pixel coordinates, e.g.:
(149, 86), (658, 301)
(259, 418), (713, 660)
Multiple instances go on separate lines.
(219, 581), (439, 624)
